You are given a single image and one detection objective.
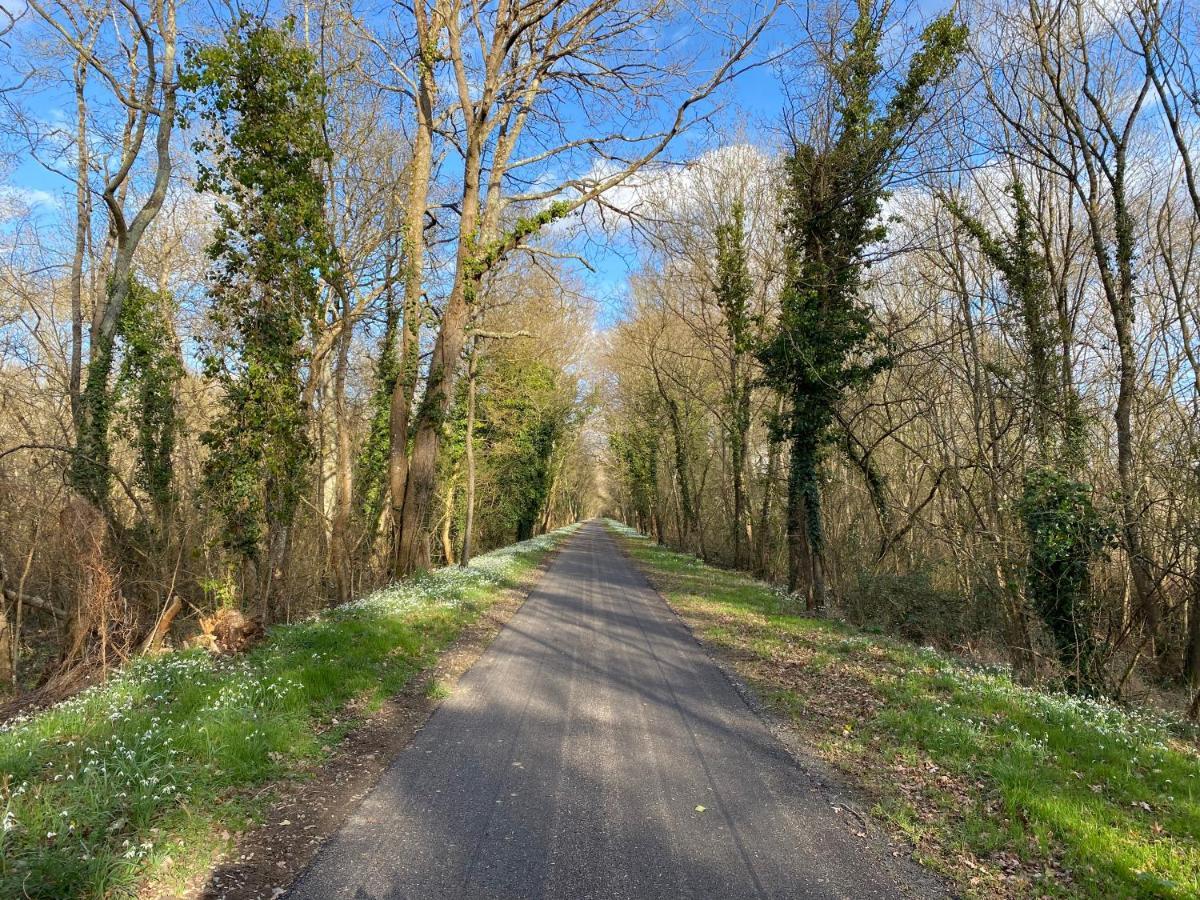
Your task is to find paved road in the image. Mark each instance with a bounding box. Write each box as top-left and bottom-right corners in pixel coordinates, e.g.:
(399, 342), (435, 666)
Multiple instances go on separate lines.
(289, 521), (943, 899)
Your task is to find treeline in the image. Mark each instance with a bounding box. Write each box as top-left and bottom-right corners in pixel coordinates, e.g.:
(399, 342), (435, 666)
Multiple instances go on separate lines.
(604, 0), (1200, 711)
(0, 0), (782, 692)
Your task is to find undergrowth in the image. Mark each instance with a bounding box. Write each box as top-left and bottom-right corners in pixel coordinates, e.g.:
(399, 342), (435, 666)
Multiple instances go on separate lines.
(0, 525), (575, 898)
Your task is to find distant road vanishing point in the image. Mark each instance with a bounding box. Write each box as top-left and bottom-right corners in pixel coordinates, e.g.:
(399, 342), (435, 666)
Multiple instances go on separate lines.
(288, 521), (944, 899)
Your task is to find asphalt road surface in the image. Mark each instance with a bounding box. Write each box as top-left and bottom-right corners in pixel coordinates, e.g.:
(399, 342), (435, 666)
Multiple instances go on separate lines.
(288, 521), (944, 899)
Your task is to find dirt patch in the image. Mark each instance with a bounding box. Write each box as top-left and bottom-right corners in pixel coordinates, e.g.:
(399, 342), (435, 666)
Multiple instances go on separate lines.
(154, 551), (560, 900)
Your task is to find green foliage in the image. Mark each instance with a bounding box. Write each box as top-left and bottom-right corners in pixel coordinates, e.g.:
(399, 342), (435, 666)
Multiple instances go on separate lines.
(945, 182), (1085, 465)
(844, 568), (1000, 644)
(1017, 468), (1114, 693)
(757, 4), (966, 590)
(463, 201), (575, 301)
(714, 200), (755, 563)
(714, 199), (753, 354)
(353, 294), (402, 554)
(184, 16), (333, 562)
(948, 184), (1104, 691)
(115, 280), (183, 518)
(612, 427), (659, 532)
(68, 327), (118, 507)
(476, 356), (577, 541)
(68, 277), (184, 516)
(610, 392), (663, 536)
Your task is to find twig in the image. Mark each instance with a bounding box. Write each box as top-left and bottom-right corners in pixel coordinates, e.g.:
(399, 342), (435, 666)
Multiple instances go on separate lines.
(0, 443), (148, 522)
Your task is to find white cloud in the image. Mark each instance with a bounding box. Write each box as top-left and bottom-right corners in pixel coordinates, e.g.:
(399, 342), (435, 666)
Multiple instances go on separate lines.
(560, 142), (778, 238)
(0, 184), (60, 219)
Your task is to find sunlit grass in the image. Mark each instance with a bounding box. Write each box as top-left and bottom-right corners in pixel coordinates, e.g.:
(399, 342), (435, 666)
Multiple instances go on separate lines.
(0, 525), (576, 899)
(609, 519), (1200, 899)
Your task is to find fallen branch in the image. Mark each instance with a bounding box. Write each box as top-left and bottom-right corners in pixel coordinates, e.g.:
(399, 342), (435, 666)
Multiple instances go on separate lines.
(2, 586), (67, 619)
(140, 595), (182, 655)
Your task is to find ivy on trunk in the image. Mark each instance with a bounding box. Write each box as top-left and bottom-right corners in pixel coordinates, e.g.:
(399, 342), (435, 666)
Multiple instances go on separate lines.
(184, 16), (335, 623)
(758, 3), (966, 607)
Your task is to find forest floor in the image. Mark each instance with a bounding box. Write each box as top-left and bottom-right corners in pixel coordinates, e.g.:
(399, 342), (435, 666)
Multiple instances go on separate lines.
(0, 526), (577, 900)
(609, 521), (1200, 900)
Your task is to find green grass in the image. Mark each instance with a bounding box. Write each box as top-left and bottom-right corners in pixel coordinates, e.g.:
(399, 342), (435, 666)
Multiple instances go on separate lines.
(607, 520), (1200, 899)
(424, 679), (451, 700)
(0, 525), (576, 898)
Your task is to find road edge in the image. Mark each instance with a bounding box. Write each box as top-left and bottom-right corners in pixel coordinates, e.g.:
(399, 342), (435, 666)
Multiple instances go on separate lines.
(175, 534), (575, 900)
(602, 521), (955, 900)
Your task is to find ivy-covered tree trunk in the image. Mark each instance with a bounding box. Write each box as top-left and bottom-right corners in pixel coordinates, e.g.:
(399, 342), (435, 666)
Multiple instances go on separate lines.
(67, 1), (178, 516)
(948, 184), (1109, 693)
(393, 102), (485, 576)
(460, 344), (479, 566)
(353, 288), (401, 572)
(116, 281), (183, 536)
(395, 297), (470, 575)
(729, 375), (752, 568)
(715, 199), (755, 569)
(663, 395), (699, 554)
(69, 329), (119, 510)
(758, 4), (965, 608)
(187, 17), (334, 623)
(786, 428), (826, 608)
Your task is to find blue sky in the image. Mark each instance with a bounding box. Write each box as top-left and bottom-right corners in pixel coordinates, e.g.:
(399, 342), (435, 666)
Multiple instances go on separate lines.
(568, 78), (787, 328)
(555, 0), (956, 325)
(0, 0), (951, 329)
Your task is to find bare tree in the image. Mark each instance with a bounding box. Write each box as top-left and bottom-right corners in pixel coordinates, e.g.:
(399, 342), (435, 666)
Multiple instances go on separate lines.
(389, 0), (782, 574)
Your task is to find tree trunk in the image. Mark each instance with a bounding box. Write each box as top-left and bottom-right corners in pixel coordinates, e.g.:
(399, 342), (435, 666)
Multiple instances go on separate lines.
(331, 307), (354, 604)
(755, 394), (784, 578)
(730, 427), (747, 568)
(69, 58), (89, 432)
(441, 468), (457, 566)
(1108, 206), (1160, 642)
(786, 429), (825, 609)
(389, 7), (439, 577)
(1187, 562), (1200, 693)
(140, 596), (181, 655)
(663, 396), (698, 553)
(260, 523), (292, 625)
(729, 365), (751, 569)
(71, 1), (178, 510)
(540, 445), (565, 535)
(0, 592), (12, 690)
(395, 114), (484, 575)
(461, 347), (478, 566)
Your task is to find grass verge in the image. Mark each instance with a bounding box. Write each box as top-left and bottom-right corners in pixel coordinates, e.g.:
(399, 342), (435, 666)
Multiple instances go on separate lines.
(0, 525), (576, 899)
(607, 520), (1200, 899)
